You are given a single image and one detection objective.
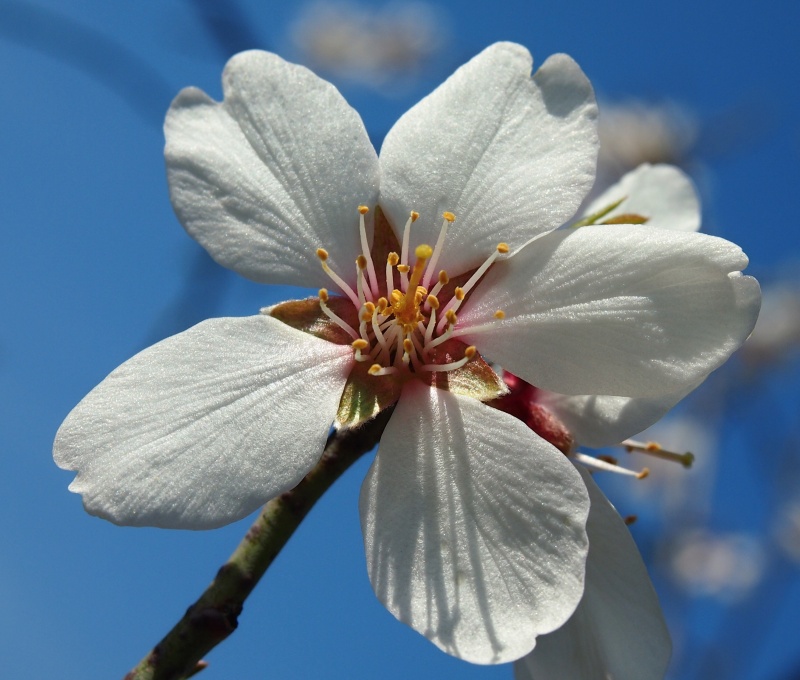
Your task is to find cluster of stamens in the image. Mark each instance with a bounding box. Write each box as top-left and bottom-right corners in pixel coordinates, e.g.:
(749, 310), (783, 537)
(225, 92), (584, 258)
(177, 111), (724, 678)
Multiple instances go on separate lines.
(316, 206), (508, 377)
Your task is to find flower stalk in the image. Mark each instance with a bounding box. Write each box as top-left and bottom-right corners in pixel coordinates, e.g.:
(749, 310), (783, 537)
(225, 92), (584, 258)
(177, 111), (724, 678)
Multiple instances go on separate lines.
(124, 409), (392, 680)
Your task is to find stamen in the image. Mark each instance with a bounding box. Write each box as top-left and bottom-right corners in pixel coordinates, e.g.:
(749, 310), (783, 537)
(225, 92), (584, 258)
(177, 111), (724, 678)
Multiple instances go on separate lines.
(317, 248), (360, 308)
(318, 288), (359, 341)
(352, 338), (372, 362)
(371, 303), (390, 352)
(386, 252), (399, 294)
(400, 211), (418, 291)
(369, 364), (397, 377)
(421, 345), (476, 372)
(358, 206), (380, 299)
(438, 242), (508, 333)
(423, 212), (455, 289)
(356, 255), (368, 306)
(573, 452), (650, 479)
(494, 310), (505, 320)
(623, 439), (695, 468)
(425, 270), (449, 309)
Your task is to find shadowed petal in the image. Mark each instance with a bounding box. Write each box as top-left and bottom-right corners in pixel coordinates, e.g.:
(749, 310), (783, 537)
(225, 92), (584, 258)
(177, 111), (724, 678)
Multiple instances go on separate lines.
(540, 383), (696, 449)
(379, 42), (598, 276)
(515, 466), (671, 680)
(165, 50), (380, 288)
(458, 225), (760, 398)
(54, 315), (353, 529)
(360, 381), (590, 664)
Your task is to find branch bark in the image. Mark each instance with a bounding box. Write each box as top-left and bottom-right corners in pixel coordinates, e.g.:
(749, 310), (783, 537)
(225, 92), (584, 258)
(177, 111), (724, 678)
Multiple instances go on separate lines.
(124, 409), (392, 680)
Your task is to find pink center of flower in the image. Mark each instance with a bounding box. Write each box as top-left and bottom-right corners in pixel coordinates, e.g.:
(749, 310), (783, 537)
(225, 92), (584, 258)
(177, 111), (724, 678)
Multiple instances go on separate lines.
(316, 206), (508, 377)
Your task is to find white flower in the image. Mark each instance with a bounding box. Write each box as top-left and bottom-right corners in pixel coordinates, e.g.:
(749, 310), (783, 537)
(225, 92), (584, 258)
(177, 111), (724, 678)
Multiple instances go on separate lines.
(53, 44), (760, 664)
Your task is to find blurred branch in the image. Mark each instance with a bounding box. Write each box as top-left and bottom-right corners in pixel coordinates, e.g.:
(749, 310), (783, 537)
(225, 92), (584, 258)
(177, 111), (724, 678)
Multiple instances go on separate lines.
(124, 408), (392, 680)
(0, 0), (172, 126)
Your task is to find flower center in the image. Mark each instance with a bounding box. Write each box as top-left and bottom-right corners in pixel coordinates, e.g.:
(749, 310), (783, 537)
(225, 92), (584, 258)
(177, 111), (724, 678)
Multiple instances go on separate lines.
(316, 206), (508, 378)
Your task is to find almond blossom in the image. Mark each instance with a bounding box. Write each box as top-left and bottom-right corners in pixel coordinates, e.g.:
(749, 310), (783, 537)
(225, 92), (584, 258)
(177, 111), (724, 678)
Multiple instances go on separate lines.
(53, 43), (760, 665)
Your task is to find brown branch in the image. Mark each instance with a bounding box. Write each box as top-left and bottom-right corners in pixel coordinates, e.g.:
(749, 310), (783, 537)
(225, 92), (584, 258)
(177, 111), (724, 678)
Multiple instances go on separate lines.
(124, 409), (392, 680)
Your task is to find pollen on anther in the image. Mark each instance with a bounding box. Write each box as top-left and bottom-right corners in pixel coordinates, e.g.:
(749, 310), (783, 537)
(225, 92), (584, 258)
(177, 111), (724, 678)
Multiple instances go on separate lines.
(427, 294), (440, 310)
(358, 205), (369, 215)
(494, 309), (505, 320)
(443, 211), (456, 223)
(356, 255), (368, 270)
(410, 211), (419, 222)
(368, 364), (382, 375)
(438, 270), (449, 285)
(464, 345), (477, 359)
(318, 288), (329, 302)
(397, 264), (410, 274)
(637, 468), (651, 480)
(387, 252), (399, 266)
(316, 248), (329, 261)
(403, 338), (414, 354)
(445, 309), (458, 326)
(497, 242), (509, 254)
(454, 287), (465, 301)
(352, 339), (369, 350)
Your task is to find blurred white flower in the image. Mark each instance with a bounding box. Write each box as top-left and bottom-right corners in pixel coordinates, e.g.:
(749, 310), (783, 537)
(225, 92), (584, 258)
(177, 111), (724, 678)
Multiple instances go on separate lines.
(596, 101), (698, 193)
(289, 1), (445, 89)
(668, 529), (766, 601)
(742, 281), (800, 365)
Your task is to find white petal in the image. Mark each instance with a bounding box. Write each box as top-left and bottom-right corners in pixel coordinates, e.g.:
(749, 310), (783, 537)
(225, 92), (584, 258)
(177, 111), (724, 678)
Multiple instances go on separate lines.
(458, 225), (760, 397)
(54, 316), (353, 529)
(360, 381), (590, 664)
(165, 50), (380, 288)
(583, 163), (700, 232)
(515, 466), (671, 680)
(540, 382), (697, 449)
(379, 42), (598, 276)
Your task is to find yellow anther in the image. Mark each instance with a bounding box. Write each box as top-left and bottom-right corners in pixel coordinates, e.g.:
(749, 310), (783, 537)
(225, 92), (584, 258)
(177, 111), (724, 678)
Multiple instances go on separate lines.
(377, 297), (388, 313)
(427, 294), (440, 310)
(454, 287), (465, 301)
(368, 364), (382, 375)
(497, 242), (509, 254)
(438, 270), (449, 285)
(636, 468), (651, 480)
(493, 309), (505, 320)
(352, 339), (369, 350)
(358, 205), (369, 215)
(464, 345), (477, 359)
(316, 248), (329, 261)
(397, 264), (410, 274)
(387, 252), (399, 266)
(415, 244), (433, 260)
(403, 338), (414, 354)
(443, 211), (456, 223)
(318, 288), (329, 302)
(363, 302), (376, 315)
(356, 255), (368, 270)
(410, 211), (419, 222)
(445, 309), (458, 326)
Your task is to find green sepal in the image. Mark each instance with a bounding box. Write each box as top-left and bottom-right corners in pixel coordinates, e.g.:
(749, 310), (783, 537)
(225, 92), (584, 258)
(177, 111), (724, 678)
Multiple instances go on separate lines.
(335, 360), (403, 430)
(570, 196), (627, 228)
(425, 339), (508, 402)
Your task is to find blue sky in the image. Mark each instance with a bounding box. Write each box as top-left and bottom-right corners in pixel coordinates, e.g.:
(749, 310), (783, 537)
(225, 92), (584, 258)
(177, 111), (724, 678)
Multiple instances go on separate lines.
(2, 0), (799, 678)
